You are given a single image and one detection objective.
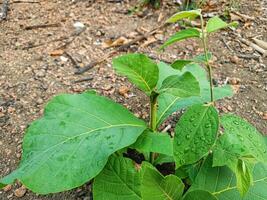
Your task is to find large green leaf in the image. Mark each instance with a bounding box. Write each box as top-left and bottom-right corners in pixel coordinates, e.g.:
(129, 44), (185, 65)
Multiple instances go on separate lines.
(166, 10), (201, 23)
(112, 53), (159, 94)
(174, 105), (219, 168)
(213, 114), (267, 168)
(157, 62), (181, 89)
(191, 156), (267, 200)
(93, 155), (141, 200)
(183, 190), (217, 200)
(159, 72), (200, 98)
(206, 16), (238, 33)
(160, 28), (201, 50)
(141, 163), (184, 200)
(0, 92), (146, 194)
(156, 63), (233, 127)
(131, 130), (173, 156)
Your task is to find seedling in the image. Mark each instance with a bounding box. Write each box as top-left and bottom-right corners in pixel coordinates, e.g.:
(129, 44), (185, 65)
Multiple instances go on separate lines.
(1, 10), (266, 200)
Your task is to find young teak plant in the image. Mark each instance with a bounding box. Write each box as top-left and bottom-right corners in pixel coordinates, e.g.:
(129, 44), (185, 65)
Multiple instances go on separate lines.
(1, 10), (267, 200)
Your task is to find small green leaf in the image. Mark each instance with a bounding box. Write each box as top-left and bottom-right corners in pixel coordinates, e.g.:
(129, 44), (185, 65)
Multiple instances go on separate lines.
(206, 16), (238, 33)
(183, 190), (217, 200)
(166, 10), (201, 23)
(173, 105), (219, 168)
(213, 114), (267, 168)
(0, 92), (146, 193)
(154, 154), (175, 165)
(235, 159), (253, 196)
(193, 52), (212, 63)
(191, 156), (267, 200)
(131, 130), (173, 156)
(141, 163), (184, 200)
(160, 28), (201, 50)
(171, 60), (193, 70)
(159, 72), (200, 98)
(156, 63), (233, 127)
(112, 53), (159, 94)
(93, 155), (141, 200)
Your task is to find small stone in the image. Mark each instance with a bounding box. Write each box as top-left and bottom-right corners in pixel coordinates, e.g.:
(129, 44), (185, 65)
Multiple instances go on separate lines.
(36, 70), (46, 78)
(36, 98), (43, 105)
(230, 56), (240, 64)
(118, 86), (129, 97)
(3, 184), (12, 192)
(14, 186), (26, 198)
(229, 78), (240, 85)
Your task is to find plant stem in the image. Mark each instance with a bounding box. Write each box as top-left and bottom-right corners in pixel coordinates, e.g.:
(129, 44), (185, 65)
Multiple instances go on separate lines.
(200, 15), (214, 103)
(149, 92), (158, 164)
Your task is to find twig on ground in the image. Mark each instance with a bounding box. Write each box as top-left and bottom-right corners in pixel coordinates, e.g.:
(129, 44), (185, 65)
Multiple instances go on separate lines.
(73, 77), (93, 83)
(0, 0), (9, 21)
(12, 0), (40, 3)
(252, 38), (267, 50)
(221, 38), (260, 60)
(234, 33), (267, 57)
(64, 52), (80, 68)
(75, 24), (169, 75)
(24, 23), (60, 30)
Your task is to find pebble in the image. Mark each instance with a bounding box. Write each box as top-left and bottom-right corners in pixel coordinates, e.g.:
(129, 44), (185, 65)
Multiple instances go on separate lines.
(230, 56), (240, 64)
(36, 98), (43, 105)
(14, 186), (26, 198)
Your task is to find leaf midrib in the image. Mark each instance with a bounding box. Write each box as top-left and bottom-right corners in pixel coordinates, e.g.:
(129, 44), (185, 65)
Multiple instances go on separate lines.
(19, 124), (145, 175)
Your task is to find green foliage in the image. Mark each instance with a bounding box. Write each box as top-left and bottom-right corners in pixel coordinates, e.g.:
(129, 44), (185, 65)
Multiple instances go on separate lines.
(190, 156), (267, 200)
(93, 155), (141, 200)
(1, 9), (266, 200)
(173, 104), (219, 168)
(131, 130), (173, 156)
(160, 28), (201, 50)
(113, 53), (158, 95)
(141, 163), (184, 200)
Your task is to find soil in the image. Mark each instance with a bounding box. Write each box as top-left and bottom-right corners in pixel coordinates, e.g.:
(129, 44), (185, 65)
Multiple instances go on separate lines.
(0, 0), (266, 199)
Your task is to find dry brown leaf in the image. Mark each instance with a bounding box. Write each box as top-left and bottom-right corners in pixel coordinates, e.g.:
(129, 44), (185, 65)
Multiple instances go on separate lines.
(230, 13), (243, 21)
(231, 85), (240, 94)
(157, 12), (164, 23)
(140, 36), (157, 48)
(102, 37), (128, 48)
(50, 49), (64, 57)
(3, 184), (12, 192)
(263, 113), (267, 120)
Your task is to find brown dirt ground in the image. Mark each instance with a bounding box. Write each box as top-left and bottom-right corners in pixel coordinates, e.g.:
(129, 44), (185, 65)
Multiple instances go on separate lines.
(0, 0), (266, 199)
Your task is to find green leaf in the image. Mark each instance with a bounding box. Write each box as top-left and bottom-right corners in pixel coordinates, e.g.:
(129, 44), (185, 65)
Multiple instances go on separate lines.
(154, 154), (175, 165)
(156, 62), (181, 89)
(131, 130), (173, 156)
(166, 10), (201, 23)
(0, 92), (146, 194)
(160, 28), (201, 50)
(171, 60), (193, 70)
(191, 156), (267, 200)
(159, 72), (200, 98)
(112, 53), (159, 94)
(93, 155), (141, 200)
(213, 114), (267, 168)
(173, 105), (219, 168)
(156, 63), (233, 127)
(206, 16), (238, 33)
(141, 163), (184, 200)
(183, 190), (217, 200)
(193, 52), (212, 63)
(235, 159), (253, 196)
